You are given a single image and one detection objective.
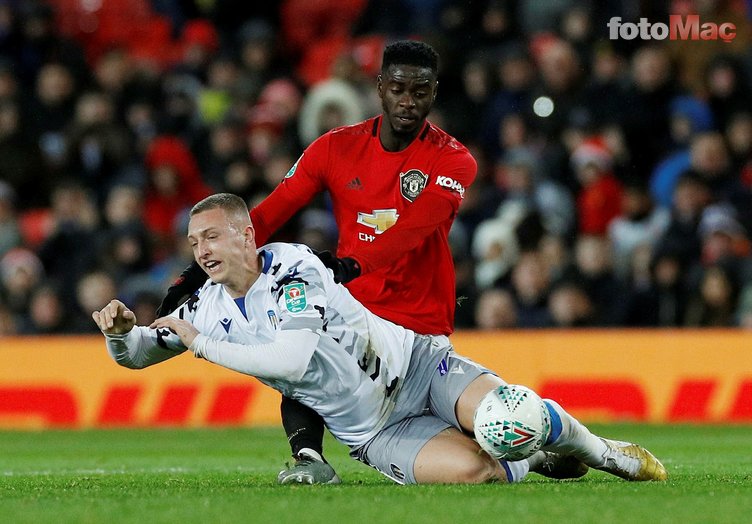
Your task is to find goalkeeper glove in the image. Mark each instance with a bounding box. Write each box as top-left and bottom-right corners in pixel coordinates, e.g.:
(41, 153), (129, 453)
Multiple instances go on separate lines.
(316, 251), (361, 284)
(155, 261), (208, 317)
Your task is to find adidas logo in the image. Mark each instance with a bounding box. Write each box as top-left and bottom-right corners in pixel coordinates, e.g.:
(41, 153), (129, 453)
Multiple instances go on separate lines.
(346, 177), (363, 190)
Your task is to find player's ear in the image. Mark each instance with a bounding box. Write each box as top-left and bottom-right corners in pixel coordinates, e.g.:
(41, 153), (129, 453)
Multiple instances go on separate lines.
(244, 224), (255, 247)
(377, 74), (383, 96)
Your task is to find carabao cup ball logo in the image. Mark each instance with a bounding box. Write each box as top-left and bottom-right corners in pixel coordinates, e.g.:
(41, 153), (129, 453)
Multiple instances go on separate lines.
(473, 384), (551, 461)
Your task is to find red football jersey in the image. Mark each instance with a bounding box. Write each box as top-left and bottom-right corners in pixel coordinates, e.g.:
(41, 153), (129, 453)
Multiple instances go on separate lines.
(251, 116), (477, 335)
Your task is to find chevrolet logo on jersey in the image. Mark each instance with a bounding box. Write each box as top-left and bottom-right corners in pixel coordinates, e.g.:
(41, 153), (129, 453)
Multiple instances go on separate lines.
(357, 209), (399, 234)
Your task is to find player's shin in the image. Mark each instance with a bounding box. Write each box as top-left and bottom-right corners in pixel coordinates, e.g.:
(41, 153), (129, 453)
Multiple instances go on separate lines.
(541, 399), (667, 481)
(540, 399), (609, 466)
(281, 396), (326, 457)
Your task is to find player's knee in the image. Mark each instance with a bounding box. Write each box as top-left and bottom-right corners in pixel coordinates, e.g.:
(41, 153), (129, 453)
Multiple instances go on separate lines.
(453, 452), (501, 484)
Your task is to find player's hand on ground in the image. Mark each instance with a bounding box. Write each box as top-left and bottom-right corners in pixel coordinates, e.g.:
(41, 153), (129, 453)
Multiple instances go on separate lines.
(93, 300), (137, 335)
(150, 316), (200, 348)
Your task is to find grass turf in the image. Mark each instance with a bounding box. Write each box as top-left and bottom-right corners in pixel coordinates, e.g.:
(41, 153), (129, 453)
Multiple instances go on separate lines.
(0, 424), (750, 524)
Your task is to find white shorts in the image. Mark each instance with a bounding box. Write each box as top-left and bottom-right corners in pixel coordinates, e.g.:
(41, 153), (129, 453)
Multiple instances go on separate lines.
(350, 336), (495, 484)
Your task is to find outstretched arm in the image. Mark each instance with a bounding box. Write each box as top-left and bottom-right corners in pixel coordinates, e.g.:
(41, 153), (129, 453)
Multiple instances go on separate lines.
(347, 191), (455, 274)
(151, 316), (319, 382)
(91, 300), (186, 369)
(335, 148), (476, 280)
(94, 299), (188, 369)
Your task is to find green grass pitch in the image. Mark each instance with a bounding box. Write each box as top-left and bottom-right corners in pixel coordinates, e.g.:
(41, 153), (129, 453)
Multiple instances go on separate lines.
(1, 424), (750, 524)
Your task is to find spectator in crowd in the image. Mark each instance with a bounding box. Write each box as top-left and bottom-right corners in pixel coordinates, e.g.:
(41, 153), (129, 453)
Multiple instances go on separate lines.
(581, 41), (626, 129)
(494, 146), (575, 238)
(15, 1), (89, 85)
(539, 232), (571, 283)
(474, 287), (518, 330)
(621, 45), (677, 178)
(297, 53), (371, 146)
(656, 172), (712, 268)
(142, 135), (212, 255)
(736, 283), (752, 329)
(71, 270), (118, 333)
(509, 250), (551, 328)
(480, 44), (534, 159)
(472, 200), (525, 290)
(128, 290), (162, 328)
(624, 246), (688, 327)
(608, 180), (670, 279)
(529, 38), (585, 140)
(0, 182), (21, 258)
(0, 96), (50, 209)
(547, 278), (595, 328)
(235, 19), (289, 102)
(685, 263), (740, 327)
(64, 90), (135, 202)
(0, 247), (45, 317)
(571, 234), (626, 325)
(195, 118), (248, 190)
(725, 111), (752, 176)
(37, 181), (100, 298)
(26, 62), (78, 168)
(18, 283), (70, 334)
(705, 54), (752, 131)
(571, 137), (623, 236)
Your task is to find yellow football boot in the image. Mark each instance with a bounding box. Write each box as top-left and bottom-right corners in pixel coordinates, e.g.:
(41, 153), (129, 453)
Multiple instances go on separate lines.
(596, 438), (668, 481)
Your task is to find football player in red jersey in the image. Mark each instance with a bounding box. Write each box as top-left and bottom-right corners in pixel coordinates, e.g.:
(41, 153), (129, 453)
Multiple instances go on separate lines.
(156, 41), (582, 484)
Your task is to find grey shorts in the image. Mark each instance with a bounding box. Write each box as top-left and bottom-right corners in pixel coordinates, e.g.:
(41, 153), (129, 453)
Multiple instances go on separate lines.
(350, 336), (495, 484)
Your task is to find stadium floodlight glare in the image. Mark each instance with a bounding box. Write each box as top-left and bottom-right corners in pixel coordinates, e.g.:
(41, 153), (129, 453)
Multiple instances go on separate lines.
(533, 96), (554, 118)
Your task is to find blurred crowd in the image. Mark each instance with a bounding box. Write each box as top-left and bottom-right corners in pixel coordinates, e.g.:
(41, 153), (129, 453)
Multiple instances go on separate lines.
(1, 0), (752, 335)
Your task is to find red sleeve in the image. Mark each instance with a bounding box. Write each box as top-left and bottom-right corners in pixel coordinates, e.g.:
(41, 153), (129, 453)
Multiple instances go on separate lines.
(348, 191), (455, 273)
(250, 134), (330, 245)
(348, 147), (476, 273)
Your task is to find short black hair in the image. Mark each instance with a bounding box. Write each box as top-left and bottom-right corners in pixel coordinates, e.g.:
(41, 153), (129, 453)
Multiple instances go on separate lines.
(381, 40), (438, 74)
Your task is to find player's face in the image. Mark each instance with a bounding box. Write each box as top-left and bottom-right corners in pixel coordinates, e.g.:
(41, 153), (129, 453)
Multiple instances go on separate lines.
(378, 64), (437, 137)
(187, 208), (251, 287)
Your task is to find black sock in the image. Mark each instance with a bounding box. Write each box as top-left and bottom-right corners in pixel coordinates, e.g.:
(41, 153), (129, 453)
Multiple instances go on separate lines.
(281, 395), (325, 457)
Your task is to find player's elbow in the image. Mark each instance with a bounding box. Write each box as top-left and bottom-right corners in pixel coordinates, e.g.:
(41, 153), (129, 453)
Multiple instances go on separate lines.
(111, 353), (148, 370)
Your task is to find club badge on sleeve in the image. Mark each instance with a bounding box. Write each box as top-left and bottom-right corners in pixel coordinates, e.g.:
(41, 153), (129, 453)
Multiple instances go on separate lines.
(283, 283), (307, 313)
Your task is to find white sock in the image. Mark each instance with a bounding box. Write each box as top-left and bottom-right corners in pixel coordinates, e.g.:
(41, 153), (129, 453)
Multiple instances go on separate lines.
(526, 450), (547, 471)
(500, 459), (530, 483)
(541, 399), (608, 467)
(297, 447), (324, 462)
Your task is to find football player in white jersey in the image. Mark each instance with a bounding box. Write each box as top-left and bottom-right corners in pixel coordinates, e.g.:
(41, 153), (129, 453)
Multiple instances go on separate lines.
(93, 193), (667, 484)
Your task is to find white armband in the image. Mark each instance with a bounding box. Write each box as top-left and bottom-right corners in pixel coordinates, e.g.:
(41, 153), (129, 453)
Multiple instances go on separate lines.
(190, 330), (319, 382)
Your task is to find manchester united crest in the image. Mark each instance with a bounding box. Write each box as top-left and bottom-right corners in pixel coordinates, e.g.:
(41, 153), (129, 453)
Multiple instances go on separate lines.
(399, 169), (428, 202)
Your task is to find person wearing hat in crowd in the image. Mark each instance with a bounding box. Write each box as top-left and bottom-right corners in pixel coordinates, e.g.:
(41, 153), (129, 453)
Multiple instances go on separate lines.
(571, 136), (623, 236)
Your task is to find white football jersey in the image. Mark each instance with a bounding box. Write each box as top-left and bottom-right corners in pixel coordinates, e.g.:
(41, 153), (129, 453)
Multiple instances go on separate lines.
(110, 243), (414, 447)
